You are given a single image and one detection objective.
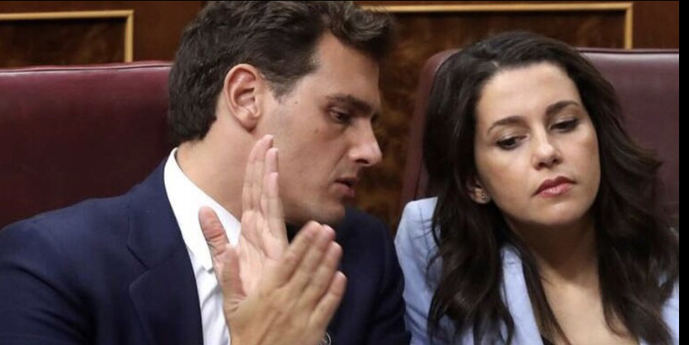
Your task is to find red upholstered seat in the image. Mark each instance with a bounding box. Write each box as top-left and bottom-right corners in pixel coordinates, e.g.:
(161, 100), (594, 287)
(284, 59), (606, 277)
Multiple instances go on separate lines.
(0, 62), (174, 228)
(400, 48), (679, 219)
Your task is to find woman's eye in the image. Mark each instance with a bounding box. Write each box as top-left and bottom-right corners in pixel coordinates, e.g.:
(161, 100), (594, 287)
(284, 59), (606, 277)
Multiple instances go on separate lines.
(552, 118), (579, 132)
(496, 136), (521, 150)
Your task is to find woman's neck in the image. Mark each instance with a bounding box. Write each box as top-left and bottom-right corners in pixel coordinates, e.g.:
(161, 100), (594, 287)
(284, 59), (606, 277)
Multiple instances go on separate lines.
(509, 215), (598, 286)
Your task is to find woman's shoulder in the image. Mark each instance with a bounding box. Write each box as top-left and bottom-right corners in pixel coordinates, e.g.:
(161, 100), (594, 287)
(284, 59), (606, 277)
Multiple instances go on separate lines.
(395, 197), (441, 285)
(395, 197), (445, 345)
(396, 197), (437, 244)
(400, 197), (437, 226)
(661, 282), (679, 344)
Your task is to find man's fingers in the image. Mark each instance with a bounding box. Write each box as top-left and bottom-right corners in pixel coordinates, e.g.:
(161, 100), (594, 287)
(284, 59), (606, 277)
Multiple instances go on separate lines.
(242, 135), (272, 212)
(220, 244), (246, 300)
(263, 222), (320, 289)
(310, 271), (347, 331)
(199, 206), (245, 299)
(296, 240), (342, 309)
(242, 136), (259, 212)
(260, 148), (279, 216)
(239, 211), (262, 250)
(251, 136), (272, 210)
(199, 206), (229, 256)
(241, 135), (275, 251)
(266, 171), (287, 243)
(264, 146), (278, 175)
(284, 224), (334, 295)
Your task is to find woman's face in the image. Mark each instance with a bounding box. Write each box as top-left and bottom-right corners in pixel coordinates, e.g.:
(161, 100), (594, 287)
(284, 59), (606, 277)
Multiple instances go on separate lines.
(472, 62), (600, 231)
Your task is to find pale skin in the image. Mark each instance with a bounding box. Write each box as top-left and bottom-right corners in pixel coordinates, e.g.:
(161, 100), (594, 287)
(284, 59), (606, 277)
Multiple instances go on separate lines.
(199, 136), (346, 345)
(471, 62), (636, 345)
(179, 33), (383, 345)
(177, 33), (381, 227)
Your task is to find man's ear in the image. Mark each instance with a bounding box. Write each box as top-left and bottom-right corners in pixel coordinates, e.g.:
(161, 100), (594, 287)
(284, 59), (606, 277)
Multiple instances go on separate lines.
(221, 64), (264, 130)
(467, 176), (491, 204)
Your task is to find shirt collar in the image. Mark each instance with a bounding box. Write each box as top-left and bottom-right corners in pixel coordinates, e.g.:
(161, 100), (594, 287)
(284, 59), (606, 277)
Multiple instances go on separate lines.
(163, 148), (241, 271)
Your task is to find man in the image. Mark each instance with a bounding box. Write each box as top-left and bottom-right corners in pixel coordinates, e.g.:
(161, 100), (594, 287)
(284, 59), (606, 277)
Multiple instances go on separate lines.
(0, 2), (409, 345)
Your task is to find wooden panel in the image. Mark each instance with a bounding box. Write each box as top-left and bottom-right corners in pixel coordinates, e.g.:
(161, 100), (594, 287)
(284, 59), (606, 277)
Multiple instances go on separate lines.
(0, 1), (203, 63)
(0, 11), (132, 67)
(632, 1), (678, 48)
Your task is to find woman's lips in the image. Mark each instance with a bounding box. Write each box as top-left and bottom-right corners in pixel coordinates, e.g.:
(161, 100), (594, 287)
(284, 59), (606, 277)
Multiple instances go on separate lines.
(537, 182), (573, 197)
(535, 176), (574, 197)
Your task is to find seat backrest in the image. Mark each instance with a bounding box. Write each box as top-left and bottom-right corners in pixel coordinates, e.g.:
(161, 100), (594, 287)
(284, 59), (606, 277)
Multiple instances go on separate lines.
(401, 48), (679, 218)
(0, 62), (174, 228)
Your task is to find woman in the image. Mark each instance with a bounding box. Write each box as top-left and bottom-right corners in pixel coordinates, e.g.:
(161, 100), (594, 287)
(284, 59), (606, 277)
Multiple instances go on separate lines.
(395, 31), (678, 345)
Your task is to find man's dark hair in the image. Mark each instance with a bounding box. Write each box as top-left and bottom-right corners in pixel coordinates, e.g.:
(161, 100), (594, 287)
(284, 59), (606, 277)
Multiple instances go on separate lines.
(424, 31), (678, 345)
(168, 1), (394, 145)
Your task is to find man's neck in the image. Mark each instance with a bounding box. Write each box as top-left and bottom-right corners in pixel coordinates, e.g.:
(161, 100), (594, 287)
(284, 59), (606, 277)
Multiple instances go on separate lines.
(175, 140), (246, 221)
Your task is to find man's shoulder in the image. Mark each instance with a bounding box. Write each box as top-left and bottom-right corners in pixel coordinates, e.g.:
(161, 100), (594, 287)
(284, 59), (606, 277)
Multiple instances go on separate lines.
(341, 206), (385, 227)
(337, 207), (390, 244)
(329, 207), (411, 344)
(0, 195), (136, 297)
(0, 194), (131, 248)
(336, 207), (398, 266)
(0, 163), (165, 243)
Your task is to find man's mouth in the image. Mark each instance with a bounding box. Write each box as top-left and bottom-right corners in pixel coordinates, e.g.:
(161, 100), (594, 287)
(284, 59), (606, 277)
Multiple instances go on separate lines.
(335, 177), (358, 198)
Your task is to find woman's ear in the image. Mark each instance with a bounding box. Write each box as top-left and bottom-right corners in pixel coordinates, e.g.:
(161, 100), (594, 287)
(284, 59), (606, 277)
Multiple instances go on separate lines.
(467, 177), (491, 204)
(220, 64), (264, 130)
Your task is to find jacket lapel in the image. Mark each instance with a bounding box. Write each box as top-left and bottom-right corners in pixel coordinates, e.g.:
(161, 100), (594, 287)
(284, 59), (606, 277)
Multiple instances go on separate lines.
(126, 163), (204, 345)
(500, 247), (543, 345)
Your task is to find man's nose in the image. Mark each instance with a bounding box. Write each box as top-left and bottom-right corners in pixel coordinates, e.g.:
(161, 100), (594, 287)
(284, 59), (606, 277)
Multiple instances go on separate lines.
(349, 122), (382, 167)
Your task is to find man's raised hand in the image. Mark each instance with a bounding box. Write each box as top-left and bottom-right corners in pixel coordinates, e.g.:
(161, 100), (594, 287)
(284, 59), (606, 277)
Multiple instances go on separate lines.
(199, 135), (346, 345)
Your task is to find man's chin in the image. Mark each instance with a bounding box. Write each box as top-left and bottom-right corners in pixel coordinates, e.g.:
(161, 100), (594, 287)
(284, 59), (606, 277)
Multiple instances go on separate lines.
(286, 204), (346, 228)
(311, 204), (346, 227)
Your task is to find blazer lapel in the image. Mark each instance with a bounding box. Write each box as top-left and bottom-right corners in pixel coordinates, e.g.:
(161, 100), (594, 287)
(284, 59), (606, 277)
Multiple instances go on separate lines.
(500, 247), (543, 345)
(126, 163), (204, 345)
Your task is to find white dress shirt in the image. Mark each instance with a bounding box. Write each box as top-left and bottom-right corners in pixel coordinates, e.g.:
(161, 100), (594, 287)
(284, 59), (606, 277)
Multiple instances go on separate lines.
(164, 148), (240, 345)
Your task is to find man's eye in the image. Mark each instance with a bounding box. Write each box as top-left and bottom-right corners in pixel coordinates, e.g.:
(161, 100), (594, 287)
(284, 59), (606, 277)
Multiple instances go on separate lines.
(552, 118), (579, 132)
(496, 136), (521, 150)
(371, 114), (380, 126)
(331, 110), (351, 124)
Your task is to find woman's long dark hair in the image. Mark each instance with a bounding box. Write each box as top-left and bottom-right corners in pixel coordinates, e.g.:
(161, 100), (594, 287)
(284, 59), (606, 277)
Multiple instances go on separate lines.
(423, 31), (678, 344)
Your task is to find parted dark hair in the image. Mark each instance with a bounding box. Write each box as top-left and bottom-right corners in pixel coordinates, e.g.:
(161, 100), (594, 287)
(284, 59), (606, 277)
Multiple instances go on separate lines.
(423, 31), (678, 345)
(168, 1), (394, 145)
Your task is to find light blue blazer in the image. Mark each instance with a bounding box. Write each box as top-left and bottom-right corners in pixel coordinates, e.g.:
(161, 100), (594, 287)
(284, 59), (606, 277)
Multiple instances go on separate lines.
(395, 197), (679, 345)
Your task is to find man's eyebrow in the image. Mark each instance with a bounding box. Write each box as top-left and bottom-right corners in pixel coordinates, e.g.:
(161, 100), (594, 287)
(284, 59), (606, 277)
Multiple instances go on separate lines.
(326, 94), (379, 117)
(486, 100), (581, 135)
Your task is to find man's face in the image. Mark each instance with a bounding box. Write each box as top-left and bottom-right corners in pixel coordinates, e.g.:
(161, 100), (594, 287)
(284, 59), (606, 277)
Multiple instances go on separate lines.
(262, 33), (382, 226)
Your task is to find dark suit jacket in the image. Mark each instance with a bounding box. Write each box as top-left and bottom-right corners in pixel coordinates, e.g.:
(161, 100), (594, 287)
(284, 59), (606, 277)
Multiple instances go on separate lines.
(0, 163), (410, 345)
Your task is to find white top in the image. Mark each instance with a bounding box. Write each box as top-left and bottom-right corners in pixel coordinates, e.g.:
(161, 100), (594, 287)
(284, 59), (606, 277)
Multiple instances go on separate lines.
(395, 197), (679, 345)
(164, 148), (241, 345)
